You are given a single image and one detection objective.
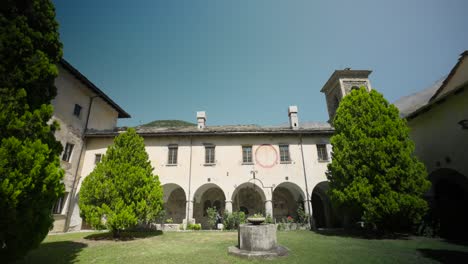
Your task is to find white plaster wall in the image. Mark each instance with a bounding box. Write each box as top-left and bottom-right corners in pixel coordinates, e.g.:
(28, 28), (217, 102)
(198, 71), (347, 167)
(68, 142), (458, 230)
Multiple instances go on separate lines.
(51, 65), (120, 232)
(50, 66), (91, 232)
(87, 98), (119, 130)
(408, 89), (468, 178)
(71, 133), (332, 227)
(435, 58), (468, 99)
(52, 66), (93, 135)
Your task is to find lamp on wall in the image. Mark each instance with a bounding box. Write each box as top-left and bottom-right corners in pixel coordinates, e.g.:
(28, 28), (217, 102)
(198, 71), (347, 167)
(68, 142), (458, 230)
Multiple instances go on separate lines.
(458, 119), (468, 129)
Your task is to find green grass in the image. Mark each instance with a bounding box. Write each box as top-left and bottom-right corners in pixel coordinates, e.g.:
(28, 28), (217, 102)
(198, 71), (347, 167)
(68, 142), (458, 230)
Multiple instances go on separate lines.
(16, 230), (468, 264)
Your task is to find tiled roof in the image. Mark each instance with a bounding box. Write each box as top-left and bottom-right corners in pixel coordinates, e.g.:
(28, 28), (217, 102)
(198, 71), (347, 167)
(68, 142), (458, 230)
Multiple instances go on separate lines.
(393, 78), (444, 118)
(394, 50), (468, 119)
(86, 122), (333, 137)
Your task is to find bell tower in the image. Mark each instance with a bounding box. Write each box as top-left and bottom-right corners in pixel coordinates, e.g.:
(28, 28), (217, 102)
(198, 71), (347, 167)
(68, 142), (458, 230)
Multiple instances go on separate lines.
(320, 68), (372, 122)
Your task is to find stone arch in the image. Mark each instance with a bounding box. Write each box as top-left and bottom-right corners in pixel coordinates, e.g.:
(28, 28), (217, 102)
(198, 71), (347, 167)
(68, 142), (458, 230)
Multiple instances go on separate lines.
(312, 181), (335, 228)
(231, 182), (266, 216)
(162, 183), (186, 224)
(428, 168), (468, 239)
(193, 183), (226, 229)
(272, 182), (305, 221)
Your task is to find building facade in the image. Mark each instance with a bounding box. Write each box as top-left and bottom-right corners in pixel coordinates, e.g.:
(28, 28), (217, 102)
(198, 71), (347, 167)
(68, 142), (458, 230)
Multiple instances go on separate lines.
(52, 60), (373, 231)
(395, 51), (468, 239)
(81, 115), (335, 229)
(50, 60), (130, 232)
(52, 53), (468, 234)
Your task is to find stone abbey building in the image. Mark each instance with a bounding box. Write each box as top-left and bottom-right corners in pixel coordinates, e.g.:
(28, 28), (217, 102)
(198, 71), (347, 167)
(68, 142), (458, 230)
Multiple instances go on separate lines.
(50, 59), (373, 232)
(51, 52), (467, 236)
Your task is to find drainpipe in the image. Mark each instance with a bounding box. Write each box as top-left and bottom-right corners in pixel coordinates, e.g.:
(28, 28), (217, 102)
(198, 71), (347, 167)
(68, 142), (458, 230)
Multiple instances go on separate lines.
(186, 135), (193, 227)
(64, 95), (98, 231)
(299, 134), (316, 230)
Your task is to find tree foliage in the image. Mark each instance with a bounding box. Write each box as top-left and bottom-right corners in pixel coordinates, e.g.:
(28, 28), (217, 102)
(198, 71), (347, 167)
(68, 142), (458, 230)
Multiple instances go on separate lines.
(0, 0), (64, 261)
(206, 207), (218, 230)
(79, 128), (163, 237)
(327, 87), (430, 232)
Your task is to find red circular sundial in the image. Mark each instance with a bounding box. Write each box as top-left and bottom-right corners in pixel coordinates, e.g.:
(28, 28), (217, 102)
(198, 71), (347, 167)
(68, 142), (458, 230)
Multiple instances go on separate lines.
(255, 144), (278, 168)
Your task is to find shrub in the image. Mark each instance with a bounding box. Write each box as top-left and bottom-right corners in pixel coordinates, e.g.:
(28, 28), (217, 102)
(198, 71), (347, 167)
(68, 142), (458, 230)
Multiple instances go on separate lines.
(206, 207), (218, 230)
(277, 222), (286, 231)
(187, 223), (201, 230)
(165, 218), (173, 224)
(223, 211), (246, 230)
(79, 128), (163, 237)
(265, 214), (273, 224)
(297, 205), (310, 225)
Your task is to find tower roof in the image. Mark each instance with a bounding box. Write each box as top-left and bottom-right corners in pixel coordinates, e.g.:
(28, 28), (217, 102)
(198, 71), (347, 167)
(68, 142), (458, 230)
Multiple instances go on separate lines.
(320, 69), (372, 93)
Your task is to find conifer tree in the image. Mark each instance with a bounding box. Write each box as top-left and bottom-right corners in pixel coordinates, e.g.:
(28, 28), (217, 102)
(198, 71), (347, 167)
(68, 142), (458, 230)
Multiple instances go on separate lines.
(79, 128), (163, 237)
(0, 0), (64, 261)
(327, 87), (430, 232)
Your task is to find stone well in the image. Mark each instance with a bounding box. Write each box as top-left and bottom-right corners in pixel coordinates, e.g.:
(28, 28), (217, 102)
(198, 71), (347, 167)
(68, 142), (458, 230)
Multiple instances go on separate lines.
(228, 224), (288, 259)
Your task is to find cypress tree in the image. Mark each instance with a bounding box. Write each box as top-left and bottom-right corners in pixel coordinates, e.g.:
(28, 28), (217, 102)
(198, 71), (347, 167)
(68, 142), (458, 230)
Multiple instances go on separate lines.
(0, 0), (64, 261)
(79, 128), (164, 237)
(327, 87), (430, 232)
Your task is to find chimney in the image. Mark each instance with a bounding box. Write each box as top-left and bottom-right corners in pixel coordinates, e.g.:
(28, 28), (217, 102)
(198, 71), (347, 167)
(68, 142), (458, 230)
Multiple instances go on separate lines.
(288, 106), (299, 130)
(197, 111), (206, 129)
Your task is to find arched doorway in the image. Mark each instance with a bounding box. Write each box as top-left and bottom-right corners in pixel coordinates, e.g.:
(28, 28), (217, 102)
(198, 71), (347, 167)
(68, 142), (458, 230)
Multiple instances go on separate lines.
(272, 182), (305, 222)
(429, 168), (468, 239)
(193, 183), (226, 229)
(312, 181), (336, 228)
(232, 182), (266, 217)
(162, 184), (186, 224)
(312, 192), (326, 228)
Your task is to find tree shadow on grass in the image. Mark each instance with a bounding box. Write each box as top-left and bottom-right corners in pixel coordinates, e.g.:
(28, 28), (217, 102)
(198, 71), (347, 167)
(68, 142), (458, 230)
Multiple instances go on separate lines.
(314, 228), (410, 240)
(418, 249), (468, 264)
(15, 241), (87, 264)
(442, 238), (468, 247)
(84, 230), (163, 241)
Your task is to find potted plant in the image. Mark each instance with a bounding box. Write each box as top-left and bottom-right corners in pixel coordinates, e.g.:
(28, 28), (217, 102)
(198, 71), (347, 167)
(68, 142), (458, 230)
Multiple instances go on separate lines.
(247, 213), (266, 225)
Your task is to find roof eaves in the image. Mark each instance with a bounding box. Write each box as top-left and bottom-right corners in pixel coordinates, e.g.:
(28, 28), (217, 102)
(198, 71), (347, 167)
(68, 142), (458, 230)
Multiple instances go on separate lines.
(429, 51), (468, 102)
(320, 69), (372, 93)
(406, 81), (467, 120)
(85, 128), (335, 138)
(59, 59), (131, 118)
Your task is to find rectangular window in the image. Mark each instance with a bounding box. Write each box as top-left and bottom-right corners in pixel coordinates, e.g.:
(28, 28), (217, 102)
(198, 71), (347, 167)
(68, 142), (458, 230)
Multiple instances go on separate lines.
(242, 146), (253, 163)
(205, 145), (215, 164)
(73, 104), (82, 117)
(168, 145), (178, 165)
(62, 143), (74, 162)
(317, 144), (329, 161)
(95, 154), (102, 164)
(279, 144), (290, 162)
(52, 193), (68, 214)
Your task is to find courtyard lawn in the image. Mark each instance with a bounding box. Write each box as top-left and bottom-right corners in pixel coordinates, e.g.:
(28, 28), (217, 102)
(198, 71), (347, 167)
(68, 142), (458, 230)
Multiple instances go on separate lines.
(16, 230), (468, 264)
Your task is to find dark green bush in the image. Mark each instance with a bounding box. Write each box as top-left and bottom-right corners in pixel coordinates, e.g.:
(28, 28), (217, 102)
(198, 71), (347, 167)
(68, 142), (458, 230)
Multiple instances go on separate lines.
(187, 223), (201, 230)
(223, 211), (246, 230)
(206, 207), (218, 230)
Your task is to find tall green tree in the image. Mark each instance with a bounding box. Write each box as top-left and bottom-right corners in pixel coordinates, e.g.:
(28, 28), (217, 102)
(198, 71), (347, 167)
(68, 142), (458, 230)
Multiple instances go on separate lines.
(79, 128), (164, 237)
(327, 87), (430, 232)
(0, 0), (64, 261)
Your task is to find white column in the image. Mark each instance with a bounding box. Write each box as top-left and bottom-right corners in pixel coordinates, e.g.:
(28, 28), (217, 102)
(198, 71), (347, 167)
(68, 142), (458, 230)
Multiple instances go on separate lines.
(304, 199), (313, 217)
(225, 200), (233, 213)
(265, 200), (273, 217)
(186, 200), (194, 223)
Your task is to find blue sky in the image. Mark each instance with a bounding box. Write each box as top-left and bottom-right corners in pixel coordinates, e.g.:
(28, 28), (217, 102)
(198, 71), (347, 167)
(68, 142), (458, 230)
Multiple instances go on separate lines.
(53, 0), (468, 127)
